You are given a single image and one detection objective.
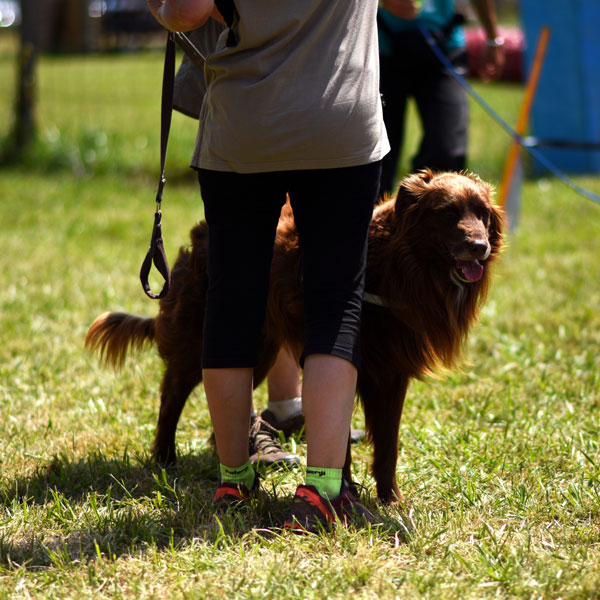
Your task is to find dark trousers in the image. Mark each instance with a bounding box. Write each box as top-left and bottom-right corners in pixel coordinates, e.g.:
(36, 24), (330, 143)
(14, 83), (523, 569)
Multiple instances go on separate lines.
(379, 29), (468, 195)
(198, 161), (381, 370)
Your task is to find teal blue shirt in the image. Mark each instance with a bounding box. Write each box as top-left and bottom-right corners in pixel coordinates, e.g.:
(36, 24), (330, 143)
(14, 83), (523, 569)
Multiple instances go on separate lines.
(378, 0), (466, 57)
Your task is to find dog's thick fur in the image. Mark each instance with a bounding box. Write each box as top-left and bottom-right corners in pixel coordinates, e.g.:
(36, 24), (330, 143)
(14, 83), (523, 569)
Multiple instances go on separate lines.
(86, 170), (503, 502)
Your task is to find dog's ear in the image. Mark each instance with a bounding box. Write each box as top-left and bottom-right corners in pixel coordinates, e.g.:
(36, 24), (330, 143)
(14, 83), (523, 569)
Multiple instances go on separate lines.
(487, 200), (505, 256)
(394, 169), (434, 214)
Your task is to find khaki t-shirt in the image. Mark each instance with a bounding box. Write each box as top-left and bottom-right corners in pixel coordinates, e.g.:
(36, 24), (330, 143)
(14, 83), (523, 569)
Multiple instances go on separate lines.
(191, 0), (389, 173)
(173, 21), (224, 119)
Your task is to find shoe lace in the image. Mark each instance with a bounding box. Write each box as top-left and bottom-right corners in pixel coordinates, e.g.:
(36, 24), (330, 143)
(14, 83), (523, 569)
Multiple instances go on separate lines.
(346, 480), (368, 497)
(249, 417), (284, 455)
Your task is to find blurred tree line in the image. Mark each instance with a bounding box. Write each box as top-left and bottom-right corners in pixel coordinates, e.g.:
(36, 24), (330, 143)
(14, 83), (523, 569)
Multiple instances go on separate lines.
(3, 0), (162, 159)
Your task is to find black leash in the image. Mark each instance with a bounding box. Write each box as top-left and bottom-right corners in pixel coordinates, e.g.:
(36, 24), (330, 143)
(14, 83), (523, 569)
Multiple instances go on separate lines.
(140, 30), (176, 300)
(140, 9), (238, 299)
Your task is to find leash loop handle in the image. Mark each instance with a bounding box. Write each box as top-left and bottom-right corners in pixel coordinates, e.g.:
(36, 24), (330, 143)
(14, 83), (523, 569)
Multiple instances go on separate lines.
(140, 209), (171, 299)
(140, 31), (176, 299)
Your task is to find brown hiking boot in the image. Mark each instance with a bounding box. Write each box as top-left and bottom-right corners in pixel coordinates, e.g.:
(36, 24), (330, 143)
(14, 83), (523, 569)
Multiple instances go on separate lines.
(260, 408), (306, 438)
(261, 408), (365, 444)
(249, 416), (301, 468)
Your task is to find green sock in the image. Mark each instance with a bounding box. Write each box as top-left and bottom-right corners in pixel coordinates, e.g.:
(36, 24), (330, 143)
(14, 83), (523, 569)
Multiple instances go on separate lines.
(220, 460), (256, 491)
(305, 467), (343, 500)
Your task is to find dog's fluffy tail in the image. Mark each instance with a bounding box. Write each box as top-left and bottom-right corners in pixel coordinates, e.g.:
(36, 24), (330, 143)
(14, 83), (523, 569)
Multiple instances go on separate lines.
(85, 312), (155, 369)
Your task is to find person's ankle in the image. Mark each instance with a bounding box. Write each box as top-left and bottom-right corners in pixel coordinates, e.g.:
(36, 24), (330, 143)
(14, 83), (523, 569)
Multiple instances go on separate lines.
(267, 397), (302, 422)
(219, 460), (256, 491)
(305, 466), (342, 499)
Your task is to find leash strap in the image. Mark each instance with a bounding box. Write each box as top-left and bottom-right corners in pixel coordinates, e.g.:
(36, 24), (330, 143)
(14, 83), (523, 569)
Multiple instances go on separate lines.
(140, 11), (238, 299)
(140, 30), (176, 300)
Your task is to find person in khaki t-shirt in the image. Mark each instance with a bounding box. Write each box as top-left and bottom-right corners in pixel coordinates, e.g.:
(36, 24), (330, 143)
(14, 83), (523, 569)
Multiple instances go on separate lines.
(147, 0), (389, 532)
(192, 2), (388, 172)
(173, 22), (368, 471)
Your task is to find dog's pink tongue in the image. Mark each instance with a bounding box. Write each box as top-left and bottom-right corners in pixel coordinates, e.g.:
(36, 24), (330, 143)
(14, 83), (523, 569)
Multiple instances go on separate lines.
(458, 259), (484, 282)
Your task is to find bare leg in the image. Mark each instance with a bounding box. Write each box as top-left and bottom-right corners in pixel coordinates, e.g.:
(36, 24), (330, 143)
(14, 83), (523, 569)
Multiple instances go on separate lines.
(203, 367), (253, 467)
(267, 347), (302, 403)
(302, 354), (356, 469)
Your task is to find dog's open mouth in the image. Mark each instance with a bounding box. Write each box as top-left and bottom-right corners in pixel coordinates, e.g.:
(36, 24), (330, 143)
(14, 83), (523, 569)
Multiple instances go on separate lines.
(454, 259), (484, 283)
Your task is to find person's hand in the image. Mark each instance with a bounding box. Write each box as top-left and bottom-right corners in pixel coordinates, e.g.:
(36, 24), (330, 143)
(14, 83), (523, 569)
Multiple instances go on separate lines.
(146, 0), (215, 31)
(480, 43), (505, 81)
(382, 0), (420, 20)
(146, 0), (167, 28)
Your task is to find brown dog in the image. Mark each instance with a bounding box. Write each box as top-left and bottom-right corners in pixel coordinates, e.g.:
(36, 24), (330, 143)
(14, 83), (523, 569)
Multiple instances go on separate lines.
(86, 170), (503, 502)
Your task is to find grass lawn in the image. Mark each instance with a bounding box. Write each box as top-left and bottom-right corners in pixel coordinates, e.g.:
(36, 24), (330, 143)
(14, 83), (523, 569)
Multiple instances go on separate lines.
(0, 44), (599, 599)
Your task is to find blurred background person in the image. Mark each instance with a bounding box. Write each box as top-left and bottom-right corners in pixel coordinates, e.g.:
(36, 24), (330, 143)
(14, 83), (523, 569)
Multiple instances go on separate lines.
(378, 0), (505, 195)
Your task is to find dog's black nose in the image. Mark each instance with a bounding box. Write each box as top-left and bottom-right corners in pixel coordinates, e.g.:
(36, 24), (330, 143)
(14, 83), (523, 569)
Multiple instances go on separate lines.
(467, 239), (490, 259)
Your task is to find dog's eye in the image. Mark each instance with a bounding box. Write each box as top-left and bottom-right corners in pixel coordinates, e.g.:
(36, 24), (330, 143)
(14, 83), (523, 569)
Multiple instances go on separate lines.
(475, 206), (490, 225)
(440, 203), (459, 221)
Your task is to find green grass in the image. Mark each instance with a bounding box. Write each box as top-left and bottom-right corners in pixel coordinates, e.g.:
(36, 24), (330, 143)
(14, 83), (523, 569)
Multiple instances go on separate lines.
(1, 43), (600, 599)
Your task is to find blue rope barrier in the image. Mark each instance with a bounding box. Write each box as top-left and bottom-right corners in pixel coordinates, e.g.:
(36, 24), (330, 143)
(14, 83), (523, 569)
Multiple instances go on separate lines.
(417, 23), (600, 206)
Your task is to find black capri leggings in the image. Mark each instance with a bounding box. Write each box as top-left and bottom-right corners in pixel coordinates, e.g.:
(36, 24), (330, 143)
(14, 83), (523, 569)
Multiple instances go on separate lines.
(198, 161), (381, 370)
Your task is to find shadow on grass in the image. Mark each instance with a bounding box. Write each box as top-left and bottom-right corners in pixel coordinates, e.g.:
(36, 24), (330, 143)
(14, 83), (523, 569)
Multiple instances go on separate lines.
(2, 449), (218, 505)
(0, 449), (306, 568)
(0, 449), (410, 569)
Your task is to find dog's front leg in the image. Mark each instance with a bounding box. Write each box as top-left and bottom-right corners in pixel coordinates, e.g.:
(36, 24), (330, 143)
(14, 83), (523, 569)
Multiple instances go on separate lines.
(359, 371), (408, 503)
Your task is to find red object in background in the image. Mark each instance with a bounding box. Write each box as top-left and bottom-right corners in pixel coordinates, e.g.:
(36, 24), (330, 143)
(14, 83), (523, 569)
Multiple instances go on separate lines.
(466, 27), (524, 82)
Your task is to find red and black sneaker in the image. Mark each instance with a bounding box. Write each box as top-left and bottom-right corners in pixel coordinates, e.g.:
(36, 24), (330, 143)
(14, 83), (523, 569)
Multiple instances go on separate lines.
(284, 481), (377, 534)
(212, 476), (260, 510)
(331, 482), (377, 527)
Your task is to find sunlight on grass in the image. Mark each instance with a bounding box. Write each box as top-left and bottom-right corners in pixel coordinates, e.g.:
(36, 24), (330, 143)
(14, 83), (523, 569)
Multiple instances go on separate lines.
(1, 43), (599, 600)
